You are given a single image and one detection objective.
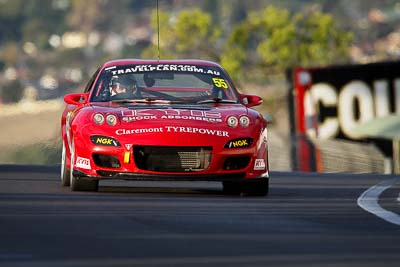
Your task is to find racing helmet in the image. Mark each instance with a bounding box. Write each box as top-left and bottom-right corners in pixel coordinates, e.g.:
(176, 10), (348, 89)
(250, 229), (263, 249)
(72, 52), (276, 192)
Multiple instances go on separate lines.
(111, 75), (136, 93)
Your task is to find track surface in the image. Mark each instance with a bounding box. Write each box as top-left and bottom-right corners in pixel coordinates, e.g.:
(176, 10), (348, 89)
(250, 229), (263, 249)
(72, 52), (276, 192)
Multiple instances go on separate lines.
(0, 165), (399, 267)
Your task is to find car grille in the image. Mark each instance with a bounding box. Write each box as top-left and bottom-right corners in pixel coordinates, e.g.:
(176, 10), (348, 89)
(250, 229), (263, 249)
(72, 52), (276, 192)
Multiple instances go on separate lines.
(134, 146), (212, 172)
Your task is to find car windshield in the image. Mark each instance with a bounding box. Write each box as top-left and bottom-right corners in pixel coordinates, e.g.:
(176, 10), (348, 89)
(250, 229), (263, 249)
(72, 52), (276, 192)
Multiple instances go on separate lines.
(90, 64), (239, 103)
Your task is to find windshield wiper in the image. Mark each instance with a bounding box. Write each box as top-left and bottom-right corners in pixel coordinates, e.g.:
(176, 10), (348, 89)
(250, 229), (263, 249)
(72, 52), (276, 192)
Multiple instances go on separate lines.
(112, 98), (237, 105)
(110, 99), (139, 103)
(111, 98), (185, 104)
(137, 98), (172, 104)
(197, 98), (237, 104)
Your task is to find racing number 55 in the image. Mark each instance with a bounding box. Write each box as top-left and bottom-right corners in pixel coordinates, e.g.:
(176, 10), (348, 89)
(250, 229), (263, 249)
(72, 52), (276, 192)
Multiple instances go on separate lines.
(212, 78), (228, 89)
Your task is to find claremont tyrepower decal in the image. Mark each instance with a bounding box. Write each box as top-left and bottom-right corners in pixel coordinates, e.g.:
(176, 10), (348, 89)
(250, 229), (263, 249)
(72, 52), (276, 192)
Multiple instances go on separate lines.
(115, 126), (229, 137)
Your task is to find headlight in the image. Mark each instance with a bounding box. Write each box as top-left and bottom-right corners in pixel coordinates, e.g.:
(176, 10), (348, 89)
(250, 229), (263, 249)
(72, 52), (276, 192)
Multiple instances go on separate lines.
(239, 116), (250, 127)
(93, 113), (104, 125)
(227, 116), (238, 127)
(106, 114), (118, 126)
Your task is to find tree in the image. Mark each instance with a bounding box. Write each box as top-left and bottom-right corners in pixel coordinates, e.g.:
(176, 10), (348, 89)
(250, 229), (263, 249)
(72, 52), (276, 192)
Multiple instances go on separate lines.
(142, 8), (222, 61)
(0, 0), (25, 44)
(221, 5), (354, 81)
(1, 79), (24, 103)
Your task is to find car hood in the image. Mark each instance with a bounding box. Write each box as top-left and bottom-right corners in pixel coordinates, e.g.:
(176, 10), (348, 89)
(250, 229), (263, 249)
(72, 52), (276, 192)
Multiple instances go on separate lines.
(88, 102), (250, 126)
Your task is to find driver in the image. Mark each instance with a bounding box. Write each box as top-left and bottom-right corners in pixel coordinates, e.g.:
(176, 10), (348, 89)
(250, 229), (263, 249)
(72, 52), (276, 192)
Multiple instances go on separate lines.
(111, 76), (136, 96)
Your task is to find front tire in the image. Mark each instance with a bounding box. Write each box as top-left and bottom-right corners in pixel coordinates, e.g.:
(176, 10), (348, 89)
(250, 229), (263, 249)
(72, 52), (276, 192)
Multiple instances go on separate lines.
(69, 139), (99, 192)
(71, 176), (99, 192)
(61, 141), (70, 186)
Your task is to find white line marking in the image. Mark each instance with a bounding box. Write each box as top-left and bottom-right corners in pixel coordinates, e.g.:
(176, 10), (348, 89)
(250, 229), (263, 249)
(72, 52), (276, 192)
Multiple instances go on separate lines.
(357, 178), (400, 226)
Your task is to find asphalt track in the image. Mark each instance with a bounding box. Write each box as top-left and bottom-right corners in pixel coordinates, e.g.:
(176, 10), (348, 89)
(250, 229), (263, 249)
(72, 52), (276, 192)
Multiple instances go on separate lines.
(0, 165), (399, 267)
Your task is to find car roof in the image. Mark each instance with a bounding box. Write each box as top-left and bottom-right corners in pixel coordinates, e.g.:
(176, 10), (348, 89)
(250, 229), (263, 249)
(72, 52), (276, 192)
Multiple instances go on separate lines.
(101, 59), (223, 69)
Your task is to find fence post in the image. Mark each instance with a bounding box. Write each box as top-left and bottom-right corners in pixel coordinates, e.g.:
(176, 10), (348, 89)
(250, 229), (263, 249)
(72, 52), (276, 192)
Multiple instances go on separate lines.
(393, 139), (400, 174)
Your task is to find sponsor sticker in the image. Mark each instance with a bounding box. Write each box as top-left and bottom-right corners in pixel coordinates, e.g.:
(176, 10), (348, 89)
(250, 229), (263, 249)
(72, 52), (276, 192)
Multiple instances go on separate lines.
(254, 159), (266, 170)
(76, 157), (91, 170)
(164, 126), (229, 137)
(116, 127), (163, 135)
(90, 135), (120, 146)
(125, 144), (133, 150)
(110, 64), (220, 76)
(121, 109), (222, 123)
(116, 126), (229, 137)
(212, 78), (228, 89)
(224, 138), (253, 148)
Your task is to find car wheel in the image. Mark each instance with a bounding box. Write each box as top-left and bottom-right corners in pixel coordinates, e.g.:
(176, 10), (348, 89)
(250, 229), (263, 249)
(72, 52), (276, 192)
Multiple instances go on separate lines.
(222, 179), (269, 196)
(71, 176), (99, 192)
(60, 141), (70, 186)
(69, 139), (99, 192)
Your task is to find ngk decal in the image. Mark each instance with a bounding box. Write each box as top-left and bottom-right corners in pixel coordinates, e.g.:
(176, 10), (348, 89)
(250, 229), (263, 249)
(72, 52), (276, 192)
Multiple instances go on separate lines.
(303, 79), (400, 140)
(121, 109), (222, 123)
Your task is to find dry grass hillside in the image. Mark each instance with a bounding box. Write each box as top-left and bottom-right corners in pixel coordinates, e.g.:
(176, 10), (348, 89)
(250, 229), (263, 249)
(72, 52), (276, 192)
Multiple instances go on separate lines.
(0, 100), (64, 163)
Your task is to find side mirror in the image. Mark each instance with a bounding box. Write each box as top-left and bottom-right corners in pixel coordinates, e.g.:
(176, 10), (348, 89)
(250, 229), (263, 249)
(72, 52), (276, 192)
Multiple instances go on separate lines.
(64, 93), (88, 105)
(240, 94), (263, 107)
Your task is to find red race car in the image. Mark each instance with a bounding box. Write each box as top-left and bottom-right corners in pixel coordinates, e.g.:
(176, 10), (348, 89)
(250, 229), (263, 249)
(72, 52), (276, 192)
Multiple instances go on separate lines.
(61, 59), (270, 195)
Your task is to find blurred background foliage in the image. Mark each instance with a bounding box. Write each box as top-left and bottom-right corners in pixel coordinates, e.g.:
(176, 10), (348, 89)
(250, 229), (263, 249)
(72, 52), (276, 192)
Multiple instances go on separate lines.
(2, 0), (400, 96)
(1, 0), (400, 164)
